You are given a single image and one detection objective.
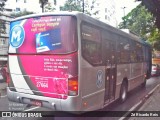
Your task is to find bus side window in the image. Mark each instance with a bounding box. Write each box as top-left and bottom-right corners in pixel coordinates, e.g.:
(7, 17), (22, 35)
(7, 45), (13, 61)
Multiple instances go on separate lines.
(117, 38), (130, 64)
(130, 41), (137, 62)
(116, 41), (121, 63)
(104, 40), (116, 64)
(82, 40), (102, 65)
(135, 42), (143, 62)
(81, 24), (102, 65)
(142, 45), (145, 62)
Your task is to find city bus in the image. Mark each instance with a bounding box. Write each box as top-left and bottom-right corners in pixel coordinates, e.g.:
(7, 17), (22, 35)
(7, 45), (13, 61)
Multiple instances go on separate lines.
(7, 12), (152, 112)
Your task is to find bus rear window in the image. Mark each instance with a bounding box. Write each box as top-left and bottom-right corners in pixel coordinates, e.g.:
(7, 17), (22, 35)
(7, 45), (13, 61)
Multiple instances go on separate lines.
(9, 16), (77, 54)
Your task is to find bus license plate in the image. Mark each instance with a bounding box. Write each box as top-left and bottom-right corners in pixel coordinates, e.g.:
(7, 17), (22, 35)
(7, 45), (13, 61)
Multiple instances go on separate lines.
(31, 99), (42, 106)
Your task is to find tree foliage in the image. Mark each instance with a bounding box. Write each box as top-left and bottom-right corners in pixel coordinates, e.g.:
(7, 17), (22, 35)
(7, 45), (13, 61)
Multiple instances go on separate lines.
(39, 0), (57, 12)
(44, 2), (56, 12)
(148, 28), (160, 51)
(60, 0), (83, 12)
(60, 0), (98, 16)
(39, 0), (49, 12)
(0, 0), (7, 11)
(119, 4), (155, 39)
(118, 4), (160, 50)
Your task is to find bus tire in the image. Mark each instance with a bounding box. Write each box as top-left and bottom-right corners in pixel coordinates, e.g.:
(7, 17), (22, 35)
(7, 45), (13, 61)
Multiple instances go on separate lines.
(119, 81), (127, 103)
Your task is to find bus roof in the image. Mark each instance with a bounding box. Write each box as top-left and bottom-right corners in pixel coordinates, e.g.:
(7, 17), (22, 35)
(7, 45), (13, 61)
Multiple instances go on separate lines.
(11, 11), (150, 46)
(10, 11), (80, 22)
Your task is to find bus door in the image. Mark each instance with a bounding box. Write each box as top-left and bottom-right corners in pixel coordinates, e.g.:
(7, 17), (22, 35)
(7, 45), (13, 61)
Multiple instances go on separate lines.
(104, 39), (117, 104)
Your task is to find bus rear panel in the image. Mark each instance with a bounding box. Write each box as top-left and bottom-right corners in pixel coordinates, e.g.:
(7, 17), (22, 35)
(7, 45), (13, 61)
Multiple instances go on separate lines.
(8, 15), (80, 111)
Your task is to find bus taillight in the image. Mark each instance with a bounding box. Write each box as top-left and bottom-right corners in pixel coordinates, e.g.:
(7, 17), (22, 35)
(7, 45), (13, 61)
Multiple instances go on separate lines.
(68, 76), (78, 96)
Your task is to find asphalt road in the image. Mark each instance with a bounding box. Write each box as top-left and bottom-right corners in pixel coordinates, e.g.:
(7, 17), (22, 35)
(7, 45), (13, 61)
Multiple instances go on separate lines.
(0, 76), (160, 120)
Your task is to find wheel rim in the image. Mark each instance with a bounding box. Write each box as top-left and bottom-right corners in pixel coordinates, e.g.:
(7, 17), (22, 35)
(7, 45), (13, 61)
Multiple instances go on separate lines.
(121, 86), (126, 101)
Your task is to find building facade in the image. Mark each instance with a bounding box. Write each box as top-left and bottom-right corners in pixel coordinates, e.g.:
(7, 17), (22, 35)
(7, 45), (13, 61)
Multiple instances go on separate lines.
(5, 0), (42, 13)
(5, 0), (117, 27)
(91, 0), (117, 27)
(4, 0), (60, 13)
(0, 13), (13, 65)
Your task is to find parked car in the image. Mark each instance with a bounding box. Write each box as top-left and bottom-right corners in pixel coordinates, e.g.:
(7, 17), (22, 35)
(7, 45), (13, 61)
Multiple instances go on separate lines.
(151, 64), (160, 76)
(0, 67), (7, 83)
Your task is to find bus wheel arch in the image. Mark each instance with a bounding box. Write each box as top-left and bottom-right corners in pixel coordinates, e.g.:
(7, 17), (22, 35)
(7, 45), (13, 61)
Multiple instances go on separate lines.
(119, 78), (128, 103)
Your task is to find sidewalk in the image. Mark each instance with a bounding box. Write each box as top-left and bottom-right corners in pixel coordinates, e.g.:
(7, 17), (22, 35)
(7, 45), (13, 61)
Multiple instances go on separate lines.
(127, 84), (160, 120)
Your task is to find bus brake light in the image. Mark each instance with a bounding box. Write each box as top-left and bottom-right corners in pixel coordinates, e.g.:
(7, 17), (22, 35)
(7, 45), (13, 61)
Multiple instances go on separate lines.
(68, 77), (78, 96)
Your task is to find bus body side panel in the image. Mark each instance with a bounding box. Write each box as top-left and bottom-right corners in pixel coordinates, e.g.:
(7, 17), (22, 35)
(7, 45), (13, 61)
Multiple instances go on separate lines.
(80, 58), (105, 111)
(128, 63), (144, 91)
(116, 62), (146, 96)
(79, 21), (105, 111)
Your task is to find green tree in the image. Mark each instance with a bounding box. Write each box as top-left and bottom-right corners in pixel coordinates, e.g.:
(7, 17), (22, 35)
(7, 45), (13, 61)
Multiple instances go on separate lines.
(119, 4), (155, 40)
(118, 4), (160, 50)
(60, 0), (98, 16)
(39, 0), (57, 12)
(44, 0), (57, 12)
(0, 0), (7, 11)
(148, 28), (160, 51)
(60, 0), (83, 12)
(85, 0), (99, 16)
(39, 0), (48, 12)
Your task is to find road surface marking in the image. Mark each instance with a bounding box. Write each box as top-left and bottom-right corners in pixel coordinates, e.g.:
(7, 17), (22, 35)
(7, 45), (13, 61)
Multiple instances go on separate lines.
(119, 84), (160, 120)
(119, 101), (142, 120)
(0, 95), (7, 98)
(24, 106), (40, 111)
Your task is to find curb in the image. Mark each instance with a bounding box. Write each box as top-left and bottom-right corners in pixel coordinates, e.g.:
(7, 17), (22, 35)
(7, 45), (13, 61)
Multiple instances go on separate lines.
(119, 84), (160, 120)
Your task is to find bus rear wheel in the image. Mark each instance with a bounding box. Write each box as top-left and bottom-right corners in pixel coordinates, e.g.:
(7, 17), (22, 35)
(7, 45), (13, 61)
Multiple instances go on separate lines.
(119, 82), (127, 103)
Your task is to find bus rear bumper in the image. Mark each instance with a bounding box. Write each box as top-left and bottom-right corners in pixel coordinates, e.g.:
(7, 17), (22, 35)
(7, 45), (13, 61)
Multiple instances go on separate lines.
(7, 87), (81, 112)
